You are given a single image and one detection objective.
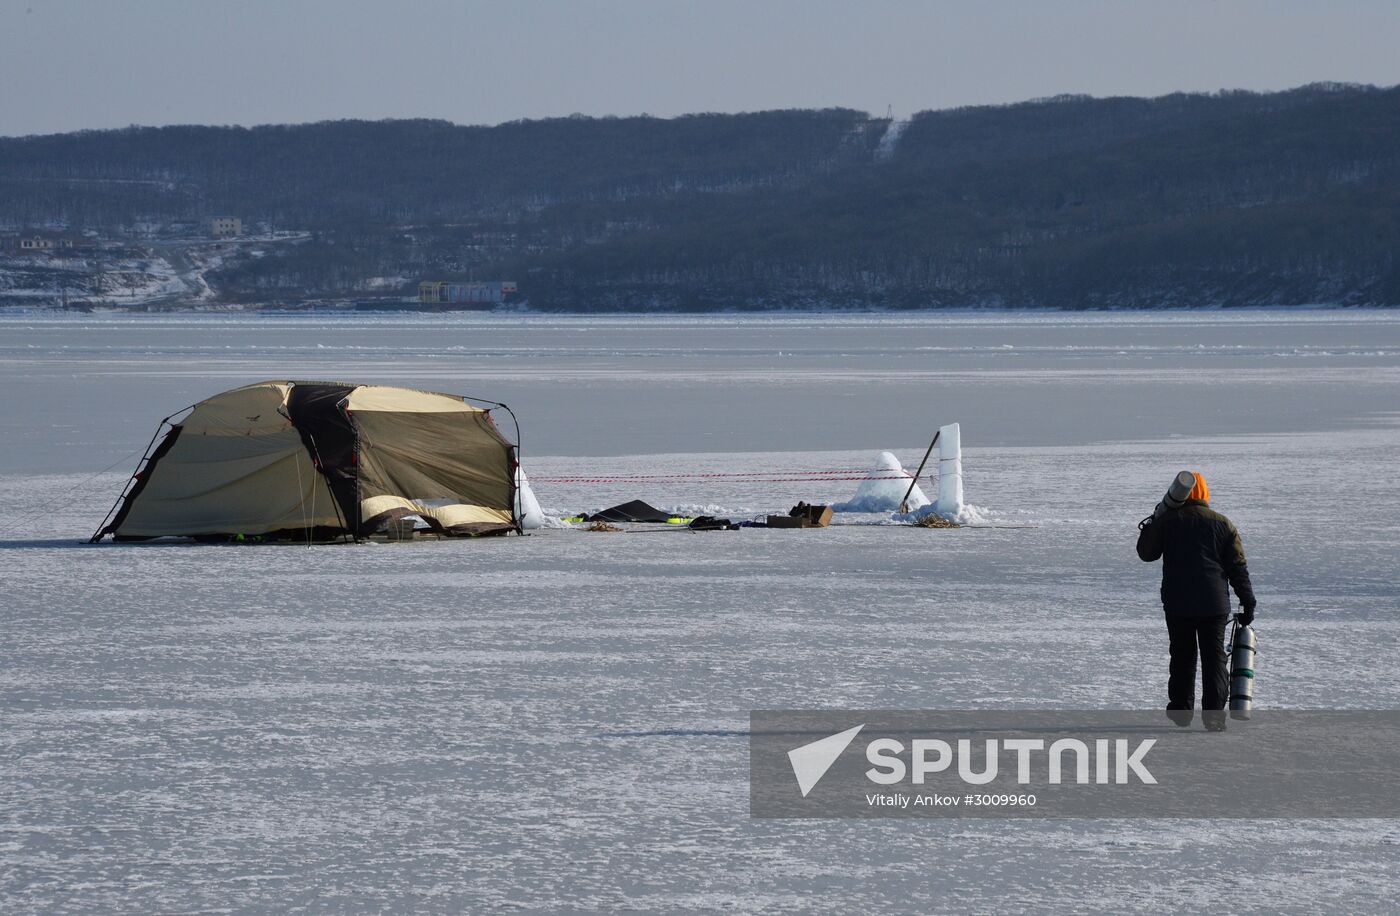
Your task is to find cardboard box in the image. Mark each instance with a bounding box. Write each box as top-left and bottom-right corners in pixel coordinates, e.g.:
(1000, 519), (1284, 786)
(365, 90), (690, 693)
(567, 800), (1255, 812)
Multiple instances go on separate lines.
(766, 503), (833, 528)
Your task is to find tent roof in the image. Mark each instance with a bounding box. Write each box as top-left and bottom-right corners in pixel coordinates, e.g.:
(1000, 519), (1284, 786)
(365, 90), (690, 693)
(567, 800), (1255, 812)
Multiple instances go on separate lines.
(190, 380), (495, 414)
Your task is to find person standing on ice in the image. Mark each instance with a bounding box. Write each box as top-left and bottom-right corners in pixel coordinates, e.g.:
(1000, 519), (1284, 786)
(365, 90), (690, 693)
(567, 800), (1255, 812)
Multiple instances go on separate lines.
(1135, 472), (1256, 727)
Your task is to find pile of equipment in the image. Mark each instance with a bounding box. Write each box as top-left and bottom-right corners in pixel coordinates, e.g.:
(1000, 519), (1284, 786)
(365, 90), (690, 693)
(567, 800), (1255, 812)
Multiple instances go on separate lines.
(765, 502), (833, 529)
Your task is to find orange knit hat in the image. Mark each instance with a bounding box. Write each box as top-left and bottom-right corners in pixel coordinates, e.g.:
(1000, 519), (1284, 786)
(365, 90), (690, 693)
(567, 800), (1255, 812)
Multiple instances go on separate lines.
(1189, 472), (1210, 503)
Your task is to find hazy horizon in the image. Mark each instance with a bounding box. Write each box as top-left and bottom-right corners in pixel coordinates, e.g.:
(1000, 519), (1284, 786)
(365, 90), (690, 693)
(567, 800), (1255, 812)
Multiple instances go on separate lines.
(3, 0), (1400, 138)
(5, 80), (1397, 139)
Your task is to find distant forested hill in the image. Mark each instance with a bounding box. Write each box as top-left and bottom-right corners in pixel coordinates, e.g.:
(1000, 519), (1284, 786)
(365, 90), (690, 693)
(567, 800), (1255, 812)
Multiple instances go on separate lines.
(0, 110), (881, 227)
(2, 84), (1397, 309)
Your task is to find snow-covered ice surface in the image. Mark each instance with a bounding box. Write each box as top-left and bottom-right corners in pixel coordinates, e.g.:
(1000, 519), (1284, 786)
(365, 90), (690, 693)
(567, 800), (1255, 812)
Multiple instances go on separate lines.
(3, 311), (1400, 911)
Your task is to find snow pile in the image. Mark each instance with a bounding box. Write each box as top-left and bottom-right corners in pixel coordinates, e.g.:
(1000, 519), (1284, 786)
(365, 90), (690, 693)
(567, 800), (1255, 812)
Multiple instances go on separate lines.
(895, 501), (992, 527)
(515, 467), (546, 529)
(837, 424), (972, 522)
(893, 422), (976, 522)
(535, 514), (577, 529)
(833, 451), (929, 512)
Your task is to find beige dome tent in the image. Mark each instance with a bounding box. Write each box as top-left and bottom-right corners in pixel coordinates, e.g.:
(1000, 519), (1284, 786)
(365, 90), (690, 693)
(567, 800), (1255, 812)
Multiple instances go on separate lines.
(92, 381), (522, 542)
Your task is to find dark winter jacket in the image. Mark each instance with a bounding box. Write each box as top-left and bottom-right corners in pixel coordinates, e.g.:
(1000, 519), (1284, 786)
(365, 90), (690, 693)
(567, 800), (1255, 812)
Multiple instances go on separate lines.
(1136, 499), (1256, 617)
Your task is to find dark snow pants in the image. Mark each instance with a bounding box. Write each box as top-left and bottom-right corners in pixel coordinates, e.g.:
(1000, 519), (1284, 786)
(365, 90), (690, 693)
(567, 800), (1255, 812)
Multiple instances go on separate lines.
(1165, 615), (1229, 710)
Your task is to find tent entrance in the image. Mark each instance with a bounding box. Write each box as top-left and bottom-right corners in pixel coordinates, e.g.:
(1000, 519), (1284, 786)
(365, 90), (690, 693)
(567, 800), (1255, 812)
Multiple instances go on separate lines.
(285, 383), (359, 534)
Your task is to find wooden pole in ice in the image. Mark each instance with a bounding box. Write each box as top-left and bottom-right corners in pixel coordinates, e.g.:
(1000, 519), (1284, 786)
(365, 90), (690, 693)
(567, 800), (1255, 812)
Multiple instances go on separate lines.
(898, 429), (940, 515)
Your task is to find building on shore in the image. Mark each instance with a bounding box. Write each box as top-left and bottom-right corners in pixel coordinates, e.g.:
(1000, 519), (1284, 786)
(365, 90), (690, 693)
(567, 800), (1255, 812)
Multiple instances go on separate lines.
(3, 230), (80, 253)
(206, 217), (242, 239)
(418, 280), (518, 306)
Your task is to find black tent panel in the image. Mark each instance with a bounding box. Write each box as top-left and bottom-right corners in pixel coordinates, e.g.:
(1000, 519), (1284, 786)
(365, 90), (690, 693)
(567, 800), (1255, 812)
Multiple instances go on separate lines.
(285, 383), (359, 532)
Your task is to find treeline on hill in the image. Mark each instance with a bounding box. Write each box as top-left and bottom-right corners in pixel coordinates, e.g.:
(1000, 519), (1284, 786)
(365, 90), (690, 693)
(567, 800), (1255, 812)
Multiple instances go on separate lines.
(0, 110), (882, 228)
(2, 84), (1397, 309)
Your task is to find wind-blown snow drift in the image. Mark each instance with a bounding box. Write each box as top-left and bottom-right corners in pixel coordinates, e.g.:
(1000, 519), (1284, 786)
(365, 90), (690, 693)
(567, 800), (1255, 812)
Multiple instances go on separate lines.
(833, 451), (929, 512)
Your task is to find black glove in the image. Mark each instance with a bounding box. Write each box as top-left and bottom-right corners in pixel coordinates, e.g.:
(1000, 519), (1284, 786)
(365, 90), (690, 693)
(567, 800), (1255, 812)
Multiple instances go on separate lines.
(1237, 605), (1256, 626)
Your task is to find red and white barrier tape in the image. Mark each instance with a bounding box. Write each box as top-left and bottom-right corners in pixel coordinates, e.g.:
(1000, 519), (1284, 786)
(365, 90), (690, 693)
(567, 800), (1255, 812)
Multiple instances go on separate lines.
(532, 472), (919, 484)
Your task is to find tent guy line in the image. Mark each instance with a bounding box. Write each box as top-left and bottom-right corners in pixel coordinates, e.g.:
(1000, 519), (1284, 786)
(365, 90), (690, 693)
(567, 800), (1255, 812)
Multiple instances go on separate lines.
(532, 473), (921, 484)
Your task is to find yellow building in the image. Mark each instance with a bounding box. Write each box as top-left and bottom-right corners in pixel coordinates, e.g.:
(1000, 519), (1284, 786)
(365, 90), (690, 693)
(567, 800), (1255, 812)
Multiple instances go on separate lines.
(207, 217), (242, 239)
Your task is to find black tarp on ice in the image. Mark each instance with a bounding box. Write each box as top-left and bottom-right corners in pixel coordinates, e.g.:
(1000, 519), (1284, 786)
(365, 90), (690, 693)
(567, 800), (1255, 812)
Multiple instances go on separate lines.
(584, 500), (674, 523)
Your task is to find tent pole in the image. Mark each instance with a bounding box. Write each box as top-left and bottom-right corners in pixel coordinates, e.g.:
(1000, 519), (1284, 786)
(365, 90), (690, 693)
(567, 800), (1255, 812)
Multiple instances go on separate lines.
(345, 400), (360, 542)
(498, 404), (525, 535)
(458, 394), (525, 535)
(88, 406), (191, 543)
(898, 429), (940, 515)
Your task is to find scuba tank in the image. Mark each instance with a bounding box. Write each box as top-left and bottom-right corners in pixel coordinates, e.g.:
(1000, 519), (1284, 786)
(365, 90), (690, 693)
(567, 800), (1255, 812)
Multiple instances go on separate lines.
(1139, 471), (1197, 530)
(1228, 618), (1257, 720)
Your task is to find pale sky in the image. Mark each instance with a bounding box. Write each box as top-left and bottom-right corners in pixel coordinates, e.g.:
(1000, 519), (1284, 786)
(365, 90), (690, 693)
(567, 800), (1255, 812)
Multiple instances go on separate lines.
(1, 0), (1397, 137)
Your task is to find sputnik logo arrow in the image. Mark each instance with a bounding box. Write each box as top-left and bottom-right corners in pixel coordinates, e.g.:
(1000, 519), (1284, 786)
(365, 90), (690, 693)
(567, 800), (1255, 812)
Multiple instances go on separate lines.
(788, 724), (864, 797)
